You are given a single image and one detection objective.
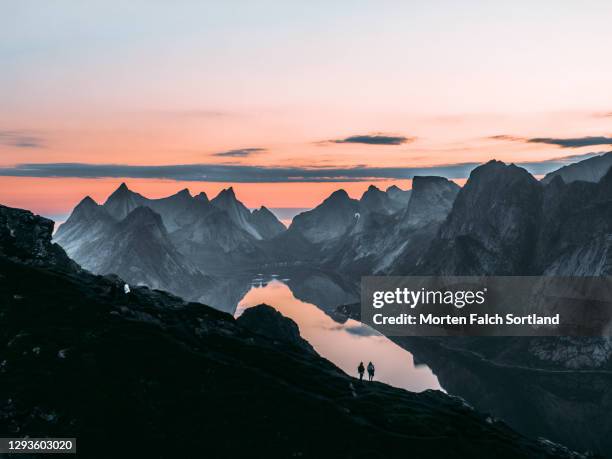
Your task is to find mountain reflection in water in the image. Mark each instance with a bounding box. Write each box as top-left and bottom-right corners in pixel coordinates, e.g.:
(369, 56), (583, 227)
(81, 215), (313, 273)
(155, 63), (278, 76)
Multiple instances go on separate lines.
(235, 279), (441, 392)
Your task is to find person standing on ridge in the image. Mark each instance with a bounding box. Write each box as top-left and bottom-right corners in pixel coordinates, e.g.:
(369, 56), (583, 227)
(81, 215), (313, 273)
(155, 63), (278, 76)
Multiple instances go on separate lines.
(357, 362), (365, 382)
(367, 362), (375, 381)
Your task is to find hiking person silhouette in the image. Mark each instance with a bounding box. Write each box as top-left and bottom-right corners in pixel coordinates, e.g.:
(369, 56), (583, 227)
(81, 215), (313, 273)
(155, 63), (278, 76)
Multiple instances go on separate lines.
(357, 362), (365, 382)
(367, 362), (375, 381)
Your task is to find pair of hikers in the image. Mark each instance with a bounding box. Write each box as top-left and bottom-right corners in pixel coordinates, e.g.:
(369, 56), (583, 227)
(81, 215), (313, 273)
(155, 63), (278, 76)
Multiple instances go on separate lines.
(357, 361), (375, 382)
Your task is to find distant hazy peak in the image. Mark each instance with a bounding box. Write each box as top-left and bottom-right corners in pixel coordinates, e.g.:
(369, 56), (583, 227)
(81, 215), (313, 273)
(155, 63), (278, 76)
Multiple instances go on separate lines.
(542, 151), (612, 185)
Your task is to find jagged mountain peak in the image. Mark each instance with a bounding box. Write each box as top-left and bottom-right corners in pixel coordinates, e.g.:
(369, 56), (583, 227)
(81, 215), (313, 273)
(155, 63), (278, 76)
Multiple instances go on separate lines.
(250, 206), (286, 238)
(214, 186), (236, 200)
(359, 184), (395, 215)
(360, 185), (382, 199)
(253, 205), (272, 214)
(175, 188), (192, 198)
(322, 189), (354, 206)
(195, 191), (209, 202)
(76, 195), (99, 209)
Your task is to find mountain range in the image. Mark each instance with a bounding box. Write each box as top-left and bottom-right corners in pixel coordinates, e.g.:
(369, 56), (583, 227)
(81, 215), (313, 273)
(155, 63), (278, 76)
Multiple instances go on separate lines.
(0, 203), (582, 458)
(54, 151), (612, 312)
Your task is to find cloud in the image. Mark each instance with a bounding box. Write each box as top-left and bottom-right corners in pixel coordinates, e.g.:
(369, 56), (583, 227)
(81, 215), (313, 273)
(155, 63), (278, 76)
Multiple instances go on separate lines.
(212, 148), (266, 158)
(324, 133), (416, 146)
(0, 130), (45, 148)
(528, 136), (612, 148)
(488, 135), (526, 142)
(0, 162), (478, 182)
(0, 154), (600, 183)
(490, 134), (612, 149)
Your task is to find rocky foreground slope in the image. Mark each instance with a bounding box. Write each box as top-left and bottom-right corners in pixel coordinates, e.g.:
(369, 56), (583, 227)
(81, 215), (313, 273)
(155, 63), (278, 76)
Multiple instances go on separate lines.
(0, 204), (587, 458)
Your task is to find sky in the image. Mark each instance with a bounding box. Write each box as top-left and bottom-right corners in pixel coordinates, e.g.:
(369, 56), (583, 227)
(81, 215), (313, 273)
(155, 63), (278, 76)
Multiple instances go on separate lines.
(2, 1), (612, 221)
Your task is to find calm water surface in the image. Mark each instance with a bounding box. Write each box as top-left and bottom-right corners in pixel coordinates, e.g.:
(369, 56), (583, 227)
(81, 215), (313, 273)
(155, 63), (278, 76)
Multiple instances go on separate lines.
(235, 279), (441, 392)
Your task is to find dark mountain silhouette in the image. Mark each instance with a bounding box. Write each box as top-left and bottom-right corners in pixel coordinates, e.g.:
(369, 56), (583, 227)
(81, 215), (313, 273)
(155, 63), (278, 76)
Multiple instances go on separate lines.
(1, 203), (581, 459)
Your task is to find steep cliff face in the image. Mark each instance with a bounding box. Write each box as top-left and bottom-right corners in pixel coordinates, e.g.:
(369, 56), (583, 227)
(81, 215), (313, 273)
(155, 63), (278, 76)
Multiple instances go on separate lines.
(415, 161), (543, 275)
(536, 170), (612, 275)
(400, 176), (460, 230)
(415, 160), (612, 276)
(1, 204), (579, 459)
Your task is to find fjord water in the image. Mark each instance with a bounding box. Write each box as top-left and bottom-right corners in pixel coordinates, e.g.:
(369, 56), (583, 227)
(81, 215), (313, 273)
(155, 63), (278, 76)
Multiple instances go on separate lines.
(234, 278), (441, 392)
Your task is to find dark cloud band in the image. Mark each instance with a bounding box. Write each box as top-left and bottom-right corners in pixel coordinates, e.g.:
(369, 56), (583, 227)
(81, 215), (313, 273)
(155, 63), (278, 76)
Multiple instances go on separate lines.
(490, 134), (612, 149)
(0, 155), (598, 183)
(528, 136), (612, 148)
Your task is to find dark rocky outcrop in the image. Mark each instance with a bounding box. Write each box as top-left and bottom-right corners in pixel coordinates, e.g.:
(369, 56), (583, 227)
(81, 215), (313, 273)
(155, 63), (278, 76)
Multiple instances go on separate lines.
(237, 304), (315, 353)
(0, 204), (77, 272)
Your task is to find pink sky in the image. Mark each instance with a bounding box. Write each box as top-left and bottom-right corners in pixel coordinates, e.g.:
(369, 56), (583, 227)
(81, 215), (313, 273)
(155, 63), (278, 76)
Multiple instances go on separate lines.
(1, 2), (611, 219)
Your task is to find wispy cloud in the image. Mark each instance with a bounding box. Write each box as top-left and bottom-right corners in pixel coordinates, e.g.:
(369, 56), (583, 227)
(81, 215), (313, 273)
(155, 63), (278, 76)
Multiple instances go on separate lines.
(488, 134), (525, 142)
(212, 147), (266, 158)
(0, 154), (601, 183)
(489, 134), (612, 149)
(323, 133), (416, 146)
(0, 130), (45, 148)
